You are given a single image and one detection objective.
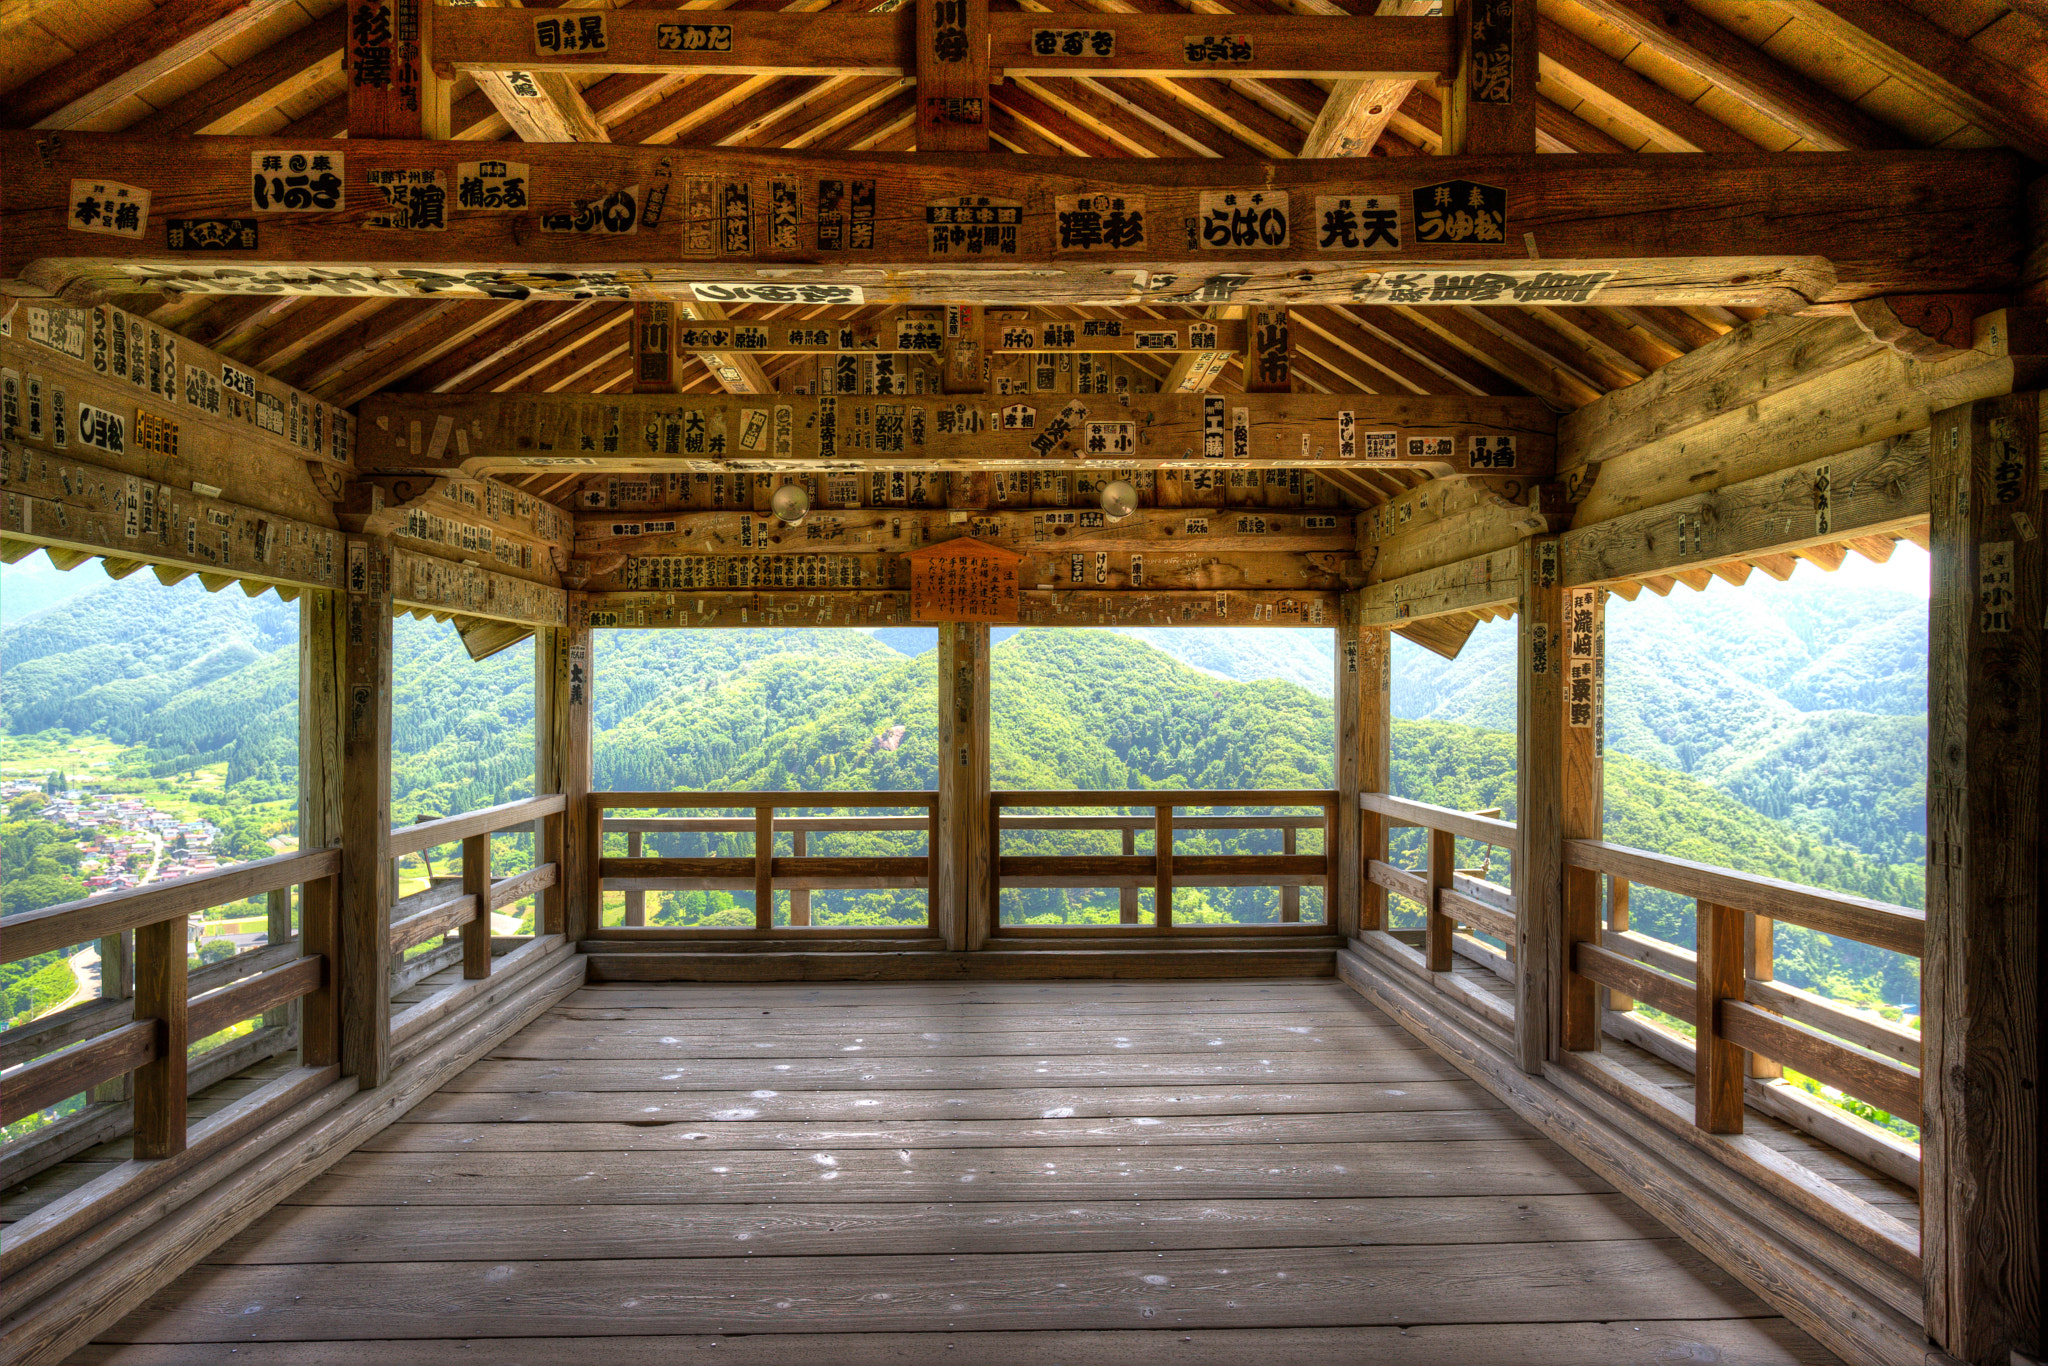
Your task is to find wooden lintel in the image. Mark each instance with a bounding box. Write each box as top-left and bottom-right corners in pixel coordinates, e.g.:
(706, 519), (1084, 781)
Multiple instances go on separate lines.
(429, 8), (1453, 80)
(2, 136), (2025, 309)
(391, 546), (567, 628)
(1353, 544), (1523, 626)
(582, 587), (1337, 629)
(352, 390), (1555, 476)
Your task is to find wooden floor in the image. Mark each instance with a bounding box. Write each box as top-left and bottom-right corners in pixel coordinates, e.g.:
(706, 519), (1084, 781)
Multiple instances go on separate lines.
(74, 978), (1840, 1365)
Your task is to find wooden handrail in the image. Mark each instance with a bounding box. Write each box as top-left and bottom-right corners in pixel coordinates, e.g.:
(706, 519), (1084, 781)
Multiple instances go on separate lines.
(1, 847), (341, 964)
(1360, 793), (1517, 845)
(1564, 839), (1923, 958)
(391, 794), (567, 857)
(993, 788), (1334, 808)
(594, 791), (939, 810)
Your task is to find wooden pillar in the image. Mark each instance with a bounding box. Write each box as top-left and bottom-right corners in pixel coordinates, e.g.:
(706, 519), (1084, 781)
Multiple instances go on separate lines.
(1336, 596), (1389, 940)
(130, 914), (187, 1160)
(790, 830), (811, 927)
(299, 588), (345, 1070)
(1923, 392), (2042, 1365)
(1425, 826), (1456, 971)
(346, 0), (450, 139)
(936, 622), (991, 950)
(1154, 805), (1175, 930)
(1441, 0), (1536, 156)
(1744, 913), (1780, 1080)
(1119, 827), (1140, 924)
(753, 805), (776, 931)
(338, 536), (393, 1087)
(1694, 899), (1746, 1134)
(916, 0), (988, 152)
(537, 616), (593, 942)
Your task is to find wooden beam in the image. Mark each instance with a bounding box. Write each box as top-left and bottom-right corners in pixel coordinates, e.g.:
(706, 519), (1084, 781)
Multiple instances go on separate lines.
(354, 389), (1554, 477)
(346, 0), (451, 140)
(1442, 0), (1535, 155)
(535, 620), (590, 939)
(1923, 391), (2042, 1365)
(1514, 535), (1559, 1071)
(1535, 17), (1760, 155)
(583, 588), (1337, 629)
(917, 0), (987, 151)
(125, 10), (346, 138)
(6, 137), (2025, 310)
(8, 0), (282, 131)
(676, 302), (775, 396)
(1353, 543), (1521, 627)
(428, 8), (1453, 80)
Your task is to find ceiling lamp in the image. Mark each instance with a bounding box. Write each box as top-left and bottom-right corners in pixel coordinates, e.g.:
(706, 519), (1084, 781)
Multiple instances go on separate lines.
(770, 483), (811, 526)
(1100, 479), (1139, 520)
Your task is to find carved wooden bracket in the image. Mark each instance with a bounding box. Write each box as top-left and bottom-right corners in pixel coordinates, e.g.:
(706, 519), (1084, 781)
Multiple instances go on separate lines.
(1850, 294), (2007, 360)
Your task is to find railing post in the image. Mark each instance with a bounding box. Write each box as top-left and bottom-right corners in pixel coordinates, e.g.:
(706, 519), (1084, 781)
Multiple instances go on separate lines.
(299, 873), (340, 1069)
(753, 806), (775, 931)
(1281, 824), (1300, 924)
(461, 832), (493, 979)
(623, 830), (646, 927)
(338, 532), (394, 1088)
(1605, 876), (1633, 1013)
(537, 614), (592, 941)
(1119, 825), (1140, 924)
(1694, 899), (1746, 1135)
(131, 913), (188, 1160)
(89, 929), (134, 1106)
(789, 829), (810, 927)
(1425, 825), (1455, 971)
(1154, 805), (1174, 929)
(260, 887), (294, 1036)
(1743, 912), (1779, 1080)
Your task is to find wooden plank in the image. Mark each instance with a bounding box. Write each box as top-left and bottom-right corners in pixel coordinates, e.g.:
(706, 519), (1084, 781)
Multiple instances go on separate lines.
(491, 1021), (1399, 1061)
(0, 848), (339, 963)
(1573, 940), (1690, 1021)
(9, 0), (283, 130)
(1443, 0), (1535, 155)
(6, 139), (2025, 309)
(347, 0), (450, 140)
(1719, 1000), (1921, 1126)
(0, 1022), (154, 1128)
(339, 535), (394, 1087)
(391, 796), (567, 858)
(1355, 544), (1522, 627)
(187, 958), (323, 1043)
(1564, 840), (1923, 958)
(354, 391), (1555, 477)
(1362, 793), (1516, 845)
(388, 892), (477, 956)
(1921, 391), (2042, 1362)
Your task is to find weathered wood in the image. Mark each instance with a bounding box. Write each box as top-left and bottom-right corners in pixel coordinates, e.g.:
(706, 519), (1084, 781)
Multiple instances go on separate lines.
(1425, 826), (1457, 972)
(390, 796), (567, 857)
(1693, 901), (1746, 1136)
(340, 535), (394, 1087)
(129, 916), (189, 1160)
(348, 0), (450, 140)
(187, 957), (324, 1043)
(1334, 608), (1381, 939)
(388, 890), (478, 956)
(1363, 793), (1516, 845)
(1355, 544), (1521, 627)
(537, 622), (592, 941)
(1574, 940), (1690, 1020)
(0, 1022), (154, 1128)
(1554, 585), (1604, 1057)
(1718, 1000), (1921, 1126)
(1922, 391), (2043, 1364)
(1442, 0), (1535, 156)
(353, 390), (1555, 477)
(1, 848), (340, 962)
(7, 138), (2025, 309)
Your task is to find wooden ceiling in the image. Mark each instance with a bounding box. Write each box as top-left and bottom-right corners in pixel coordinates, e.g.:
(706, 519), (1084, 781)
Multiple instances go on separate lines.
(3, 0), (2042, 510)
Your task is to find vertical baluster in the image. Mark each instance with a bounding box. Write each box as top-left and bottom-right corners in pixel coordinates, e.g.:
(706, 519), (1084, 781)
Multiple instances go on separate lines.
(926, 801), (942, 934)
(1119, 824), (1139, 924)
(132, 913), (188, 1159)
(1560, 858), (1603, 1053)
(1606, 876), (1634, 1012)
(1695, 899), (1746, 1134)
(1744, 912), (1780, 1080)
(790, 829), (810, 927)
(89, 929), (134, 1106)
(300, 873), (340, 1068)
(539, 810), (563, 936)
(261, 886), (294, 1034)
(754, 806), (775, 931)
(623, 829), (646, 927)
(1154, 805), (1174, 930)
(1426, 825), (1456, 971)
(1281, 823), (1300, 924)
(461, 832), (493, 979)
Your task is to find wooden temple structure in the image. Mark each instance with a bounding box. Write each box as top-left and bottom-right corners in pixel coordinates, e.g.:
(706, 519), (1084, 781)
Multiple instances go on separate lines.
(0, 0), (2039, 1361)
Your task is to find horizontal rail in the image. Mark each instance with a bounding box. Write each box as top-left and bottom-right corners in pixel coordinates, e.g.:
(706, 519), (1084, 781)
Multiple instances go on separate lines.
(2, 848), (340, 963)
(600, 856), (929, 883)
(489, 862), (557, 910)
(390, 894), (479, 956)
(606, 815), (928, 833)
(0, 1021), (156, 1128)
(1719, 1000), (1922, 1125)
(1576, 940), (1693, 1020)
(993, 788), (1334, 808)
(1565, 839), (1922, 958)
(594, 791), (937, 810)
(187, 957), (322, 1043)
(1362, 793), (1517, 845)
(998, 815), (1329, 831)
(1443, 889), (1515, 944)
(1368, 859), (1428, 905)
(391, 795), (566, 857)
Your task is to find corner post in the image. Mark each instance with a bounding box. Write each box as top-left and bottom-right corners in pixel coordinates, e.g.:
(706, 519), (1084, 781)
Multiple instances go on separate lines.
(338, 535), (393, 1088)
(537, 611), (593, 943)
(1514, 537), (1562, 1071)
(936, 621), (991, 951)
(1337, 597), (1391, 939)
(1923, 393), (2042, 1365)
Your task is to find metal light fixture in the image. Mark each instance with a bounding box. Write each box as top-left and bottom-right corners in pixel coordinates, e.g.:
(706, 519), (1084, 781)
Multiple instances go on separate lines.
(770, 482), (811, 526)
(1099, 479), (1139, 520)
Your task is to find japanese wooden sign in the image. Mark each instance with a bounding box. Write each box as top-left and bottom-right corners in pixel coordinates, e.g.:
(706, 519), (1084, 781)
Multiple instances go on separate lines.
(908, 536), (1021, 622)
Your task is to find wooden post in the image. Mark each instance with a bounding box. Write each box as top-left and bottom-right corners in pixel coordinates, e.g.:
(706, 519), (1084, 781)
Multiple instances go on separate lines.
(1245, 307), (1293, 393)
(623, 831), (646, 926)
(916, 0), (988, 152)
(632, 302), (675, 392)
(1515, 536), (1563, 1070)
(754, 805), (775, 931)
(1923, 391), (2043, 1365)
(538, 616), (592, 941)
(1281, 825), (1300, 924)
(1441, 0), (1535, 156)
(131, 914), (187, 1160)
(936, 621), (992, 951)
(299, 589), (345, 1066)
(460, 832), (492, 979)
(1119, 826), (1140, 924)
(1426, 825), (1456, 971)
(1694, 900), (1746, 1135)
(1336, 597), (1389, 940)
(88, 930), (133, 1105)
(1744, 913), (1780, 1080)
(1606, 876), (1634, 1013)
(339, 535), (393, 1088)
(299, 873), (339, 1069)
(1154, 805), (1174, 930)
(789, 830), (810, 927)
(346, 0), (450, 139)
(259, 887), (293, 1034)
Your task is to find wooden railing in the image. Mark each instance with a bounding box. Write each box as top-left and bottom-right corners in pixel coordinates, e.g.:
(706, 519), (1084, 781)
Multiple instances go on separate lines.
(592, 792), (940, 932)
(992, 790), (1335, 932)
(1563, 839), (1923, 1187)
(1, 848), (340, 1165)
(388, 795), (566, 987)
(1362, 793), (1517, 971)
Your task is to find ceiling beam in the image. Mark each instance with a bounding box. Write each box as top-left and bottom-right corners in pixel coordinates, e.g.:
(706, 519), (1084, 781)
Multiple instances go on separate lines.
(9, 0), (285, 130)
